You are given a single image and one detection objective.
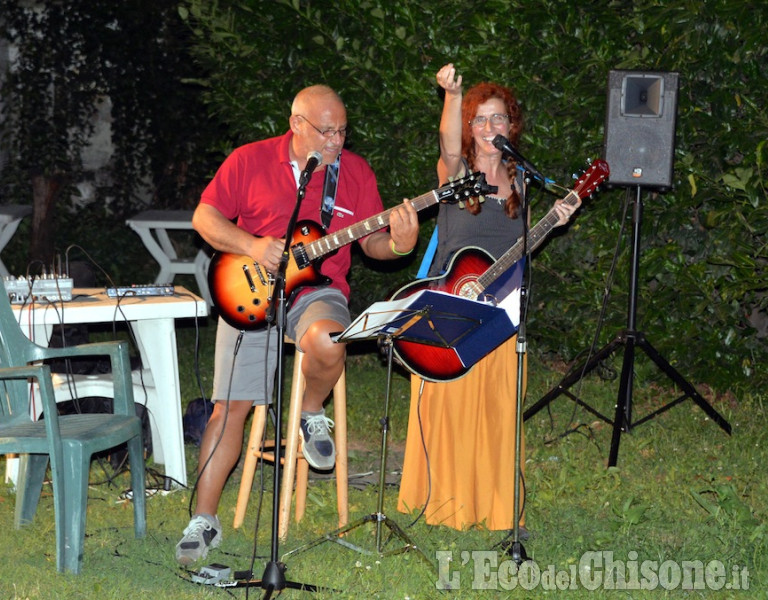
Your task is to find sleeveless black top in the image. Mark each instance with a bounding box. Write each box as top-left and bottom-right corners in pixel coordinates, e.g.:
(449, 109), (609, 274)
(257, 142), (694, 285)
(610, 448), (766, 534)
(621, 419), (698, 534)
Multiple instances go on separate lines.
(429, 165), (524, 276)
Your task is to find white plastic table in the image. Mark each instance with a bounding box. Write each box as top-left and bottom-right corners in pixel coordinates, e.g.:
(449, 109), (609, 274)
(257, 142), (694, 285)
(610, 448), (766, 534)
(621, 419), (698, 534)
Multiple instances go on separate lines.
(9, 286), (208, 487)
(126, 210), (212, 305)
(0, 205), (33, 277)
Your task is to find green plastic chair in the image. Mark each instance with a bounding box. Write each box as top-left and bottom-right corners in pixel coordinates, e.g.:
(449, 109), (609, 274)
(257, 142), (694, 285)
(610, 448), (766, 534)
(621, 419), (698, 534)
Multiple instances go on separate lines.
(0, 280), (146, 574)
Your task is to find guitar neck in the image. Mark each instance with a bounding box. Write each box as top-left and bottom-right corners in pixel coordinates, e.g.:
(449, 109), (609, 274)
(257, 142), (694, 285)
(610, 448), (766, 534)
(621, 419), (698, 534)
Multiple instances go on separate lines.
(477, 189), (580, 289)
(303, 188), (441, 260)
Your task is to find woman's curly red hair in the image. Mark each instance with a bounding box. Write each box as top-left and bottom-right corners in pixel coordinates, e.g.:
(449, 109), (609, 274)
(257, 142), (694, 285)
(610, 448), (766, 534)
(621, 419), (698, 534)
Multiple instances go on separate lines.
(461, 82), (523, 217)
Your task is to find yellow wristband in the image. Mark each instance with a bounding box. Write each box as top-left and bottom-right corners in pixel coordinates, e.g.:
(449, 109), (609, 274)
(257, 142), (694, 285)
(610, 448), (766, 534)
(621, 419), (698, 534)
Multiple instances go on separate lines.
(391, 239), (412, 256)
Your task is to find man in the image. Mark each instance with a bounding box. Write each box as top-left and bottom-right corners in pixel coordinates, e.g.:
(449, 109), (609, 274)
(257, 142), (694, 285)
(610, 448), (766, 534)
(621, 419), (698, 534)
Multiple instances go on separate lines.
(175, 84), (419, 565)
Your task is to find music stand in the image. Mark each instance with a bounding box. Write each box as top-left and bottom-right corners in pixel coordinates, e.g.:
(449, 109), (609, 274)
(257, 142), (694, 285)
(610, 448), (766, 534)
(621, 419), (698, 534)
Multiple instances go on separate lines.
(283, 292), (515, 569)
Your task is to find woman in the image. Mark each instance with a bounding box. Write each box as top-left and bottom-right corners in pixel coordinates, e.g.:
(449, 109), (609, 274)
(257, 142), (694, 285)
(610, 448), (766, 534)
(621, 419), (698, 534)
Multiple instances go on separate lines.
(397, 64), (578, 532)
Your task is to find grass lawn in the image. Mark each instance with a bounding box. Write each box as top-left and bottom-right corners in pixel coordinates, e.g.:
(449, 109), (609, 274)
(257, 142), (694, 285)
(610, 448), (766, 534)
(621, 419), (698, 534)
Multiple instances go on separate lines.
(1, 316), (765, 598)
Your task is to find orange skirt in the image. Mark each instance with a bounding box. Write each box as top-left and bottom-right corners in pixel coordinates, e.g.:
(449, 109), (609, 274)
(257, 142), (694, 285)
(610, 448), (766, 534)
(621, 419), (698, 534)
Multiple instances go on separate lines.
(397, 335), (526, 531)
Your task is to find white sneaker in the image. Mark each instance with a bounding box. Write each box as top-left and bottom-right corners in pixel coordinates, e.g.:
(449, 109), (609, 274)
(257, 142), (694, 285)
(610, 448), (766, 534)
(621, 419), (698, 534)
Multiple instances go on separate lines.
(299, 411), (336, 470)
(175, 514), (222, 566)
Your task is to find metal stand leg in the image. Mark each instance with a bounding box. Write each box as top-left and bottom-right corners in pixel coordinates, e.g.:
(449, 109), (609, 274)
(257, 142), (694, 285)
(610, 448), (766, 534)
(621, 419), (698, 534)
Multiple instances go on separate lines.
(525, 186), (731, 466)
(283, 336), (434, 573)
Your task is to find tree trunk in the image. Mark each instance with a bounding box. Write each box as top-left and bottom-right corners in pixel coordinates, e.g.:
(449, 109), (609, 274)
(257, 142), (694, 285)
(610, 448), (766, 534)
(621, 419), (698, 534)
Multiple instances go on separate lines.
(30, 173), (64, 266)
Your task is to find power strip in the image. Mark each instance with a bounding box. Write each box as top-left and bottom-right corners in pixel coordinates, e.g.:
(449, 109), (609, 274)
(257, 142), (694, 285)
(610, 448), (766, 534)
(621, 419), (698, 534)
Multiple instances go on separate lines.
(4, 276), (74, 304)
(106, 284), (175, 298)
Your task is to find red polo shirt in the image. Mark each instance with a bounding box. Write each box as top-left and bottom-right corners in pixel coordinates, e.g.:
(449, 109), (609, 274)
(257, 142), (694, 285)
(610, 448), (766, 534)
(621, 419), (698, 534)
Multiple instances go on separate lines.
(201, 131), (385, 300)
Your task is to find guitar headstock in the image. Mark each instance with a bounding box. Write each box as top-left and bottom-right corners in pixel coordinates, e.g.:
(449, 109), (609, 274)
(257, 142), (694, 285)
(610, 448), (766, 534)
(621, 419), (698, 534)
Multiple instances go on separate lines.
(436, 171), (499, 204)
(571, 159), (610, 200)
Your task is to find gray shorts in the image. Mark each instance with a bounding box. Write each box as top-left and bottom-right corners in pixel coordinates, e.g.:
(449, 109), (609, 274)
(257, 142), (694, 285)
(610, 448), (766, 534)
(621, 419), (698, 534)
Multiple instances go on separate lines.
(211, 287), (350, 404)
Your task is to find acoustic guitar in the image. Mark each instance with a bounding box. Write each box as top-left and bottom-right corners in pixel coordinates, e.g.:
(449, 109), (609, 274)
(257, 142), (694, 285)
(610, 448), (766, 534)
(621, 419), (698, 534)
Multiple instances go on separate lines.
(389, 159), (610, 382)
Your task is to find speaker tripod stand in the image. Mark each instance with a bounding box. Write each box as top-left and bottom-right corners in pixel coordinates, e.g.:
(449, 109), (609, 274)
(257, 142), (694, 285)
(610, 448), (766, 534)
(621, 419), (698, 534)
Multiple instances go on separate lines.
(524, 185), (731, 466)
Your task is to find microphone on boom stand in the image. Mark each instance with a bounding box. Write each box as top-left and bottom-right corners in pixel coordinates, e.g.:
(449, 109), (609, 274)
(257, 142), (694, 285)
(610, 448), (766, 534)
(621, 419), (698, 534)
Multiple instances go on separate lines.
(299, 151), (323, 186)
(255, 148), (331, 597)
(491, 136), (536, 566)
(492, 135), (546, 184)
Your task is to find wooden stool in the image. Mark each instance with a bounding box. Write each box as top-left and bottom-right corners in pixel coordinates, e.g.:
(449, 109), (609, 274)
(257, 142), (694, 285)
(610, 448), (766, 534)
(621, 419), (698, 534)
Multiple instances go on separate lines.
(233, 349), (348, 540)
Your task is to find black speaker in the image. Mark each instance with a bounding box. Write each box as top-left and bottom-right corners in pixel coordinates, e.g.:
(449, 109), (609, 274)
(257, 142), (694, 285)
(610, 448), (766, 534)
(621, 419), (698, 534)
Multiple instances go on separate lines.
(603, 70), (679, 190)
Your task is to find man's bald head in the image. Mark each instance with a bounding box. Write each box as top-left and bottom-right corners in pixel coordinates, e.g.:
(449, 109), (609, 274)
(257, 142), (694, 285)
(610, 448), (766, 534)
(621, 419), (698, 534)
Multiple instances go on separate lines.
(291, 85), (345, 117)
(288, 84), (348, 166)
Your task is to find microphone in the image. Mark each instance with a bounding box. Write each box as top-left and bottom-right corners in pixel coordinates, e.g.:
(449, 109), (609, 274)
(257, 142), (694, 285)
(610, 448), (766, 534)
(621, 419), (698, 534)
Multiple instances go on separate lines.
(492, 135), (545, 182)
(299, 151), (323, 186)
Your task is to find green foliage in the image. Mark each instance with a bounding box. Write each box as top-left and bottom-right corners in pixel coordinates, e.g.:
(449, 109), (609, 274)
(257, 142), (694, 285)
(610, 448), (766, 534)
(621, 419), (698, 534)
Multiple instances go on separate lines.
(3, 0), (764, 389)
(179, 0), (767, 392)
(691, 481), (759, 529)
(0, 1), (219, 276)
(611, 495), (652, 531)
(0, 2), (99, 184)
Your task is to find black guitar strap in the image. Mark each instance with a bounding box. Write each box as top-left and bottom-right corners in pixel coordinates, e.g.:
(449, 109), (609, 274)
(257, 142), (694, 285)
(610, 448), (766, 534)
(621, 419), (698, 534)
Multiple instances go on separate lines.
(320, 155), (340, 230)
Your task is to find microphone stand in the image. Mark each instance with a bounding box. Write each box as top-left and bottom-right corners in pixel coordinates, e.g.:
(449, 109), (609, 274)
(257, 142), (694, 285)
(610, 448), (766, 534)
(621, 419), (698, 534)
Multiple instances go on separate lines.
(252, 168), (320, 598)
(502, 166), (533, 565)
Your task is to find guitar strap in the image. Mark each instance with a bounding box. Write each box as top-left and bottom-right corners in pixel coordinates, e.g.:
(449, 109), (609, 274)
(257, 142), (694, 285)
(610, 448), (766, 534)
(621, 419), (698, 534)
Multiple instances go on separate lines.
(320, 155), (340, 230)
(416, 226), (439, 278)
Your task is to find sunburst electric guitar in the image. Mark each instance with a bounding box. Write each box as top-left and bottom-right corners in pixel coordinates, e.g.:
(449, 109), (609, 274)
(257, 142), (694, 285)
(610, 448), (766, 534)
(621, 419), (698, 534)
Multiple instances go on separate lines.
(389, 159), (610, 382)
(208, 172), (496, 330)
